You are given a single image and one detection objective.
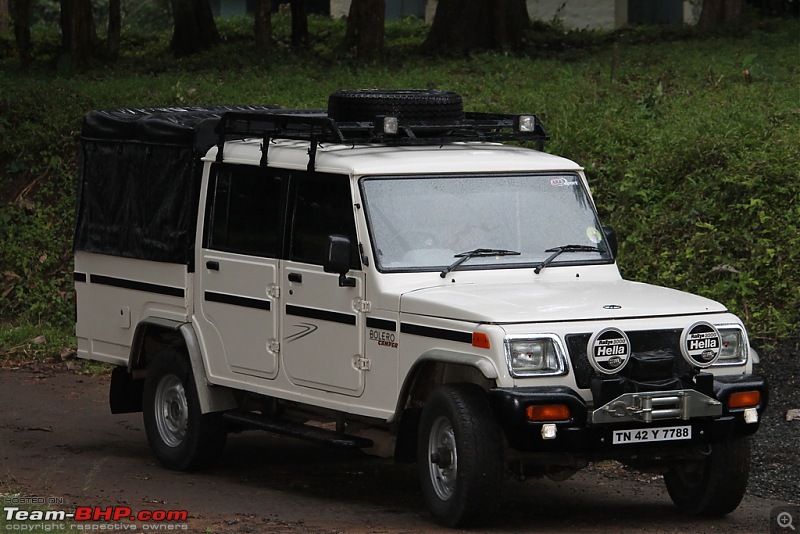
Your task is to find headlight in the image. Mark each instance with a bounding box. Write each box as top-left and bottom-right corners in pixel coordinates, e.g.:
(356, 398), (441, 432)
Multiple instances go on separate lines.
(713, 327), (748, 366)
(504, 336), (567, 377)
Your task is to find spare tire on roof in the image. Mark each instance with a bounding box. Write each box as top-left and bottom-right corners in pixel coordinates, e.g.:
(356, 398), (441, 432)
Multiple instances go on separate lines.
(327, 89), (464, 123)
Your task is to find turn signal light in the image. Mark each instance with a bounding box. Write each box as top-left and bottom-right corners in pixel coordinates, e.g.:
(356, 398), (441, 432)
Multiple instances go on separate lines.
(526, 404), (571, 422)
(472, 332), (491, 349)
(728, 390), (761, 409)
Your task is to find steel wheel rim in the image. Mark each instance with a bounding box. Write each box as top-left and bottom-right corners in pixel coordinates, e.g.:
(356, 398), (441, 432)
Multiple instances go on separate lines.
(154, 374), (188, 448)
(427, 415), (458, 501)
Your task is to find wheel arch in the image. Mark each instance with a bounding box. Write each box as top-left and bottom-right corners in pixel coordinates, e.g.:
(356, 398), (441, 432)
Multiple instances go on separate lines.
(392, 350), (499, 463)
(111, 317), (236, 415)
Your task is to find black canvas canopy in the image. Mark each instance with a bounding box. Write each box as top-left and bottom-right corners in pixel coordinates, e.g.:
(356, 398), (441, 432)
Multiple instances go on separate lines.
(75, 97), (546, 269)
(74, 105), (276, 269)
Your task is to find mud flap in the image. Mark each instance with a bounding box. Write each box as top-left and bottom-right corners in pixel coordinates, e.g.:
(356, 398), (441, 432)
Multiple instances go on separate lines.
(110, 365), (144, 414)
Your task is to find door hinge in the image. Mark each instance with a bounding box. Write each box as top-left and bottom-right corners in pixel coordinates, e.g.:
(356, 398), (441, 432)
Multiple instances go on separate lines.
(268, 284), (280, 299)
(268, 339), (280, 355)
(353, 298), (371, 313)
(354, 355), (371, 371)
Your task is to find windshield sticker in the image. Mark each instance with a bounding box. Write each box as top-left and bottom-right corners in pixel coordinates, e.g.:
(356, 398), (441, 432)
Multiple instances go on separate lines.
(549, 177), (579, 187)
(586, 227), (603, 244)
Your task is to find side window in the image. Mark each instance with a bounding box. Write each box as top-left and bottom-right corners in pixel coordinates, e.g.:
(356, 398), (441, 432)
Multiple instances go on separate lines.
(207, 165), (283, 257)
(289, 173), (360, 269)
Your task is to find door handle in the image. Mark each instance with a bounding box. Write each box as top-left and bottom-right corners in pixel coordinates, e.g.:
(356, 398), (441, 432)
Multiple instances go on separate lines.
(288, 272), (302, 283)
(206, 261), (220, 271)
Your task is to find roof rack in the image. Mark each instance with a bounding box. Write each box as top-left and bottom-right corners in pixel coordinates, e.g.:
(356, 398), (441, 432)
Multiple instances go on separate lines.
(214, 110), (549, 171)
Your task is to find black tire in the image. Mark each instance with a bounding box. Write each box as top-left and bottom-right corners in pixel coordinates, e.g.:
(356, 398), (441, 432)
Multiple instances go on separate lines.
(142, 349), (226, 471)
(417, 383), (504, 527)
(664, 437), (751, 516)
(327, 89), (464, 123)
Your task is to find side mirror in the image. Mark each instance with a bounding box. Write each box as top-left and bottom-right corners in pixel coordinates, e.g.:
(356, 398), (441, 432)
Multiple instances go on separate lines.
(602, 226), (618, 258)
(324, 234), (356, 287)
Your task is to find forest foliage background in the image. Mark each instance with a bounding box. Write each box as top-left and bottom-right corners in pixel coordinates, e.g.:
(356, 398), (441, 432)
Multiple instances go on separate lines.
(0, 7), (798, 354)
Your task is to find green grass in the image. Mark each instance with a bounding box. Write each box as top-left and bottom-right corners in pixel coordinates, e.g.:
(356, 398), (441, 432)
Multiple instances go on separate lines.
(0, 323), (107, 374)
(0, 13), (798, 353)
(0, 323), (73, 362)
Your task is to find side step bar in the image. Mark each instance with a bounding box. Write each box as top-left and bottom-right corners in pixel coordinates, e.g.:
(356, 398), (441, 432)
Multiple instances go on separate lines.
(223, 411), (374, 449)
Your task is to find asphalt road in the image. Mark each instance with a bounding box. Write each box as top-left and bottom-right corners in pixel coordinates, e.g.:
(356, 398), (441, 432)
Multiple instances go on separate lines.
(0, 366), (794, 533)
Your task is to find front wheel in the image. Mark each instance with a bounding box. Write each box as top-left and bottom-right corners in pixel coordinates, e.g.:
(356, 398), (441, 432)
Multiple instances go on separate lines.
(142, 349), (226, 471)
(417, 384), (504, 527)
(664, 437), (751, 516)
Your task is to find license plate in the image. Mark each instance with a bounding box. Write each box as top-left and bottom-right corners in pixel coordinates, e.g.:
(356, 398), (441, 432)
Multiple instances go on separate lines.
(612, 425), (692, 445)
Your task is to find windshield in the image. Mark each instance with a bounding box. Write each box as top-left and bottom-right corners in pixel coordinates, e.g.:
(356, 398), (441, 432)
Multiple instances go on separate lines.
(360, 173), (613, 272)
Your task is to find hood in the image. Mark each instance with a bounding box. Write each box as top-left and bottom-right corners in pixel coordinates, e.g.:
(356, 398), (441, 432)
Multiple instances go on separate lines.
(400, 280), (727, 324)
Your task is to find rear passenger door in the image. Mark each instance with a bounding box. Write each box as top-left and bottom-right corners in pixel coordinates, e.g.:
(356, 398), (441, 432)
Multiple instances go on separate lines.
(198, 164), (285, 379)
(281, 171), (366, 396)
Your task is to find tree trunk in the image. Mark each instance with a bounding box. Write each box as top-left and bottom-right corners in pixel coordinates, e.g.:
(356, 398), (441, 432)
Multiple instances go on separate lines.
(106, 0), (120, 60)
(344, 0), (385, 60)
(290, 0), (308, 48)
(723, 0), (744, 21)
(60, 0), (98, 70)
(11, 0), (32, 64)
(170, 0), (220, 57)
(170, 0), (199, 55)
(0, 0), (9, 33)
(344, 0), (357, 49)
(194, 0), (219, 45)
(424, 0), (528, 53)
(698, 0), (745, 28)
(254, 0), (272, 51)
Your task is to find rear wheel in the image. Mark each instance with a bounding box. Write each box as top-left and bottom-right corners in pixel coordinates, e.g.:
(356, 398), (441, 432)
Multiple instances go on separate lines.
(664, 437), (751, 516)
(417, 383), (504, 527)
(142, 349), (226, 470)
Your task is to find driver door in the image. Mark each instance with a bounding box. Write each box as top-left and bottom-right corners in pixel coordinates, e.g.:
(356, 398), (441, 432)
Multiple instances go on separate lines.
(280, 171), (366, 396)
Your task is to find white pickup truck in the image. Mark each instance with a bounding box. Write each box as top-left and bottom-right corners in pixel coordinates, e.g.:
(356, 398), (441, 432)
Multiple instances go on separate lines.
(74, 89), (768, 527)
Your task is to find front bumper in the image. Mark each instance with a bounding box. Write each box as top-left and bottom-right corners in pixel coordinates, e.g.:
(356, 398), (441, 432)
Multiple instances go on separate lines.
(488, 375), (768, 454)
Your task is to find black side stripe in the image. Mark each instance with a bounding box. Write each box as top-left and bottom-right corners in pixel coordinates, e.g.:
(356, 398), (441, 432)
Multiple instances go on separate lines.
(90, 274), (185, 298)
(74, 272), (87, 283)
(366, 317), (397, 331)
(205, 291), (270, 311)
(400, 323), (472, 344)
(286, 304), (356, 326)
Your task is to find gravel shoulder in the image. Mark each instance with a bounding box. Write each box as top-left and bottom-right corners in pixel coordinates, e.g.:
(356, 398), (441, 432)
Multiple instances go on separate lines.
(748, 338), (800, 504)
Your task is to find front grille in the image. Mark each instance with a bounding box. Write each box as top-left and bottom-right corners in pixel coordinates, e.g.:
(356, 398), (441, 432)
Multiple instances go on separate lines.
(566, 329), (692, 389)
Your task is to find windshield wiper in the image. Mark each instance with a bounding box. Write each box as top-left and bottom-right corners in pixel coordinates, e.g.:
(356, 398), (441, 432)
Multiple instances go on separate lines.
(440, 248), (521, 278)
(534, 245), (603, 275)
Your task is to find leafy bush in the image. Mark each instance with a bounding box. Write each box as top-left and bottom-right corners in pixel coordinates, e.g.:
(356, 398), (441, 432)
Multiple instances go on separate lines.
(0, 15), (797, 346)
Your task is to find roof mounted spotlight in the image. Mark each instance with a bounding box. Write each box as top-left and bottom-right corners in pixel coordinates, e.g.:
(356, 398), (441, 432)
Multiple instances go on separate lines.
(375, 115), (399, 135)
(514, 114), (537, 133)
